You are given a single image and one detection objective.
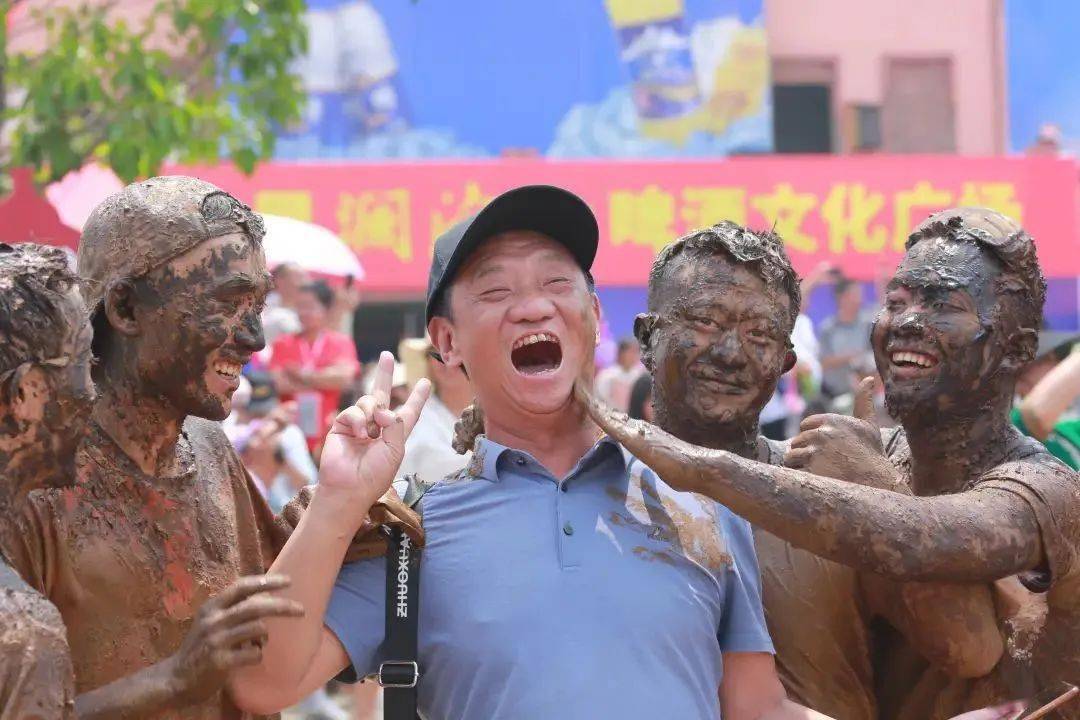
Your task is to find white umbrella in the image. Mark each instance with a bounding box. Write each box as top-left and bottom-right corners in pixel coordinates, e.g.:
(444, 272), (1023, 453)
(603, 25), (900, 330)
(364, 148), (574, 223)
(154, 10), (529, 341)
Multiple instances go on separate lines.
(261, 214), (365, 280)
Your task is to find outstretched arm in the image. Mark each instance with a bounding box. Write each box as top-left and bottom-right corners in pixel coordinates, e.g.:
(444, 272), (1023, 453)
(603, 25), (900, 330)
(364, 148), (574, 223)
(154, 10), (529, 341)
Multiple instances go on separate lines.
(74, 575), (304, 719)
(229, 353), (430, 712)
(580, 384), (1043, 583)
(1018, 350), (1080, 440)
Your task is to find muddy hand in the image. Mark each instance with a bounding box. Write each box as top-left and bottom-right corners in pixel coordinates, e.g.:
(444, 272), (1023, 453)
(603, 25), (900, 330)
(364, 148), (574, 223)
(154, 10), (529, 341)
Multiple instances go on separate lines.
(783, 376), (899, 491)
(278, 483), (425, 561)
(574, 379), (724, 495)
(319, 351), (431, 507)
(165, 574), (304, 703)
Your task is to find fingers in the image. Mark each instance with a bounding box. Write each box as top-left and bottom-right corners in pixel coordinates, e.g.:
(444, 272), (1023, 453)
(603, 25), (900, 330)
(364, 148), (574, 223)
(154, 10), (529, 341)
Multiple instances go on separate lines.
(397, 378), (432, 435)
(217, 619), (270, 648)
(219, 643), (264, 669)
(798, 414), (829, 431)
(783, 447), (815, 469)
(330, 406), (373, 439)
(210, 574), (291, 610)
(853, 376), (877, 423)
(218, 595), (305, 627)
(788, 427), (827, 450)
(371, 351), (395, 410)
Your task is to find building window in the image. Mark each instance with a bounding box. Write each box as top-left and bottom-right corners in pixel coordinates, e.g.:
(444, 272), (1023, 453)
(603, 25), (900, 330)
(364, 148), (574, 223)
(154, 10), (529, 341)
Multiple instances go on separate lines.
(771, 58), (835, 154)
(882, 58), (956, 153)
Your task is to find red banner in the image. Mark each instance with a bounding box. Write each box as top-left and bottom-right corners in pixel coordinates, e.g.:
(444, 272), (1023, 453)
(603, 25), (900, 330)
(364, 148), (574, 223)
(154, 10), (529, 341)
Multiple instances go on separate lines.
(170, 156), (1080, 290)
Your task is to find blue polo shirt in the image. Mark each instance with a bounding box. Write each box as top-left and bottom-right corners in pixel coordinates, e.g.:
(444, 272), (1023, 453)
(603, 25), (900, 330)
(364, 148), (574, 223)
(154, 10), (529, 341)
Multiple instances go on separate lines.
(324, 436), (773, 720)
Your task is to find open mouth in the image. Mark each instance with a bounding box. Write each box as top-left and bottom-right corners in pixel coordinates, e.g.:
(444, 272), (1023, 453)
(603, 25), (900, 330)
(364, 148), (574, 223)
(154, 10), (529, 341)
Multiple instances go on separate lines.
(511, 332), (563, 375)
(889, 350), (939, 369)
(213, 360), (244, 381)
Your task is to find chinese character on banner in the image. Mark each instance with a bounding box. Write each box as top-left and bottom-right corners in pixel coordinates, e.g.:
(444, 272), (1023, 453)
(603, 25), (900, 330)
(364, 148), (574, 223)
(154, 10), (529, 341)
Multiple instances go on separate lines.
(337, 190), (412, 261)
(892, 182), (953, 250)
(430, 182), (493, 243)
(254, 190), (314, 222)
(680, 187), (747, 229)
(750, 183), (818, 252)
(609, 185), (676, 252)
(820, 183), (888, 254)
(957, 182), (1022, 222)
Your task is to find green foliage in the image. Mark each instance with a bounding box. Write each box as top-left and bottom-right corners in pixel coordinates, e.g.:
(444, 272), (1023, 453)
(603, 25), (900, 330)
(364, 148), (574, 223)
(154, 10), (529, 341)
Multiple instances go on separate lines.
(4, 0), (307, 184)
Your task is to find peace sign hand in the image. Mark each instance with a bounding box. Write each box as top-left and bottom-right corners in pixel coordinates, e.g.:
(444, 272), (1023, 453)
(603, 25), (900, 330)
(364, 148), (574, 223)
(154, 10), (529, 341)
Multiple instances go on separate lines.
(318, 351), (431, 514)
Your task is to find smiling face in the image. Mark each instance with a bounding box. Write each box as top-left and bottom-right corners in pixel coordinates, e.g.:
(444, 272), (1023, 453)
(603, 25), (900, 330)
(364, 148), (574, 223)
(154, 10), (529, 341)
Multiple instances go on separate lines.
(646, 254), (794, 430)
(874, 237), (1010, 421)
(128, 233), (270, 420)
(430, 231), (598, 422)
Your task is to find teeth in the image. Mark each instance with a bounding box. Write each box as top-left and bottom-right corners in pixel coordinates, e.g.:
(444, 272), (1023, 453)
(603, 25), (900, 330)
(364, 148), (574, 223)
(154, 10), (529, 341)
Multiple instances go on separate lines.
(214, 361), (242, 377)
(512, 332), (560, 350)
(891, 351), (935, 368)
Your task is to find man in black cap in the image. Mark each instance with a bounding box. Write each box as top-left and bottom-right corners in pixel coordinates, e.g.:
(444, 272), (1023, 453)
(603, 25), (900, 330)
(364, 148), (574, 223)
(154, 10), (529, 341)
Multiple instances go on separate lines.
(231, 185), (837, 719)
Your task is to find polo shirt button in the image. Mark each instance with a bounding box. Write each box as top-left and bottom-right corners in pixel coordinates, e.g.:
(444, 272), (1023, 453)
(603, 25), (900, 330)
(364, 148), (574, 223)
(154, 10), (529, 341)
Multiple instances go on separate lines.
(563, 522), (574, 536)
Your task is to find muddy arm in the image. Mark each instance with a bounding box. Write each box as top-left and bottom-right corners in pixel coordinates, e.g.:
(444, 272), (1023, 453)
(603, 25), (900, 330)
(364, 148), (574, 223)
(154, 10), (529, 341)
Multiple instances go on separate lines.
(74, 665), (188, 720)
(581, 388), (1042, 582)
(861, 574), (1003, 678)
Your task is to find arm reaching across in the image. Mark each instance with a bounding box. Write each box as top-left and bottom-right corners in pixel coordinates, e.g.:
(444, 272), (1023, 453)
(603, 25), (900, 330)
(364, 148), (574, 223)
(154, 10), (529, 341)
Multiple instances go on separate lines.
(786, 378), (1004, 677)
(229, 352), (430, 713)
(576, 382), (1043, 583)
(75, 575), (303, 720)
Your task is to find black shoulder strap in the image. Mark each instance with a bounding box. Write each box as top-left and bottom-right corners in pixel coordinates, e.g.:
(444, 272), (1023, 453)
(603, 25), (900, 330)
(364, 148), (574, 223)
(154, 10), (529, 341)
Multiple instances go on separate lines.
(380, 474), (433, 720)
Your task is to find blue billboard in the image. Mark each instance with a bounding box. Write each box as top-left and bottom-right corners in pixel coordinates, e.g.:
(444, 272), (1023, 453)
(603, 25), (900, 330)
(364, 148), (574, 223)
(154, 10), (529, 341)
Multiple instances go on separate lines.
(275, 0), (771, 159)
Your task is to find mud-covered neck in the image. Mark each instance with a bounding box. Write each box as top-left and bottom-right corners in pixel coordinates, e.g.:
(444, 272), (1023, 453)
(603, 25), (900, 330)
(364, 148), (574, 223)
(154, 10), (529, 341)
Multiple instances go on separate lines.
(899, 391), (1016, 495)
(658, 412), (761, 460)
(93, 377), (187, 478)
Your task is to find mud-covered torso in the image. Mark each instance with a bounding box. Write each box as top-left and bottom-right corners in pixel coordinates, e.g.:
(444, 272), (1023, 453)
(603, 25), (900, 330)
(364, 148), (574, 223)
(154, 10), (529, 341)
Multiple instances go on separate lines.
(879, 426), (1080, 720)
(0, 557), (75, 719)
(752, 437), (878, 720)
(0, 418), (278, 720)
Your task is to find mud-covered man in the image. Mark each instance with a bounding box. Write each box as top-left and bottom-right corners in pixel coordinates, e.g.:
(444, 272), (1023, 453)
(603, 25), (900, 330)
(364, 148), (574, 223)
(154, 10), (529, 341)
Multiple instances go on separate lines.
(590, 208), (1079, 718)
(0, 243), (93, 717)
(1, 178), (305, 718)
(628, 222), (1010, 719)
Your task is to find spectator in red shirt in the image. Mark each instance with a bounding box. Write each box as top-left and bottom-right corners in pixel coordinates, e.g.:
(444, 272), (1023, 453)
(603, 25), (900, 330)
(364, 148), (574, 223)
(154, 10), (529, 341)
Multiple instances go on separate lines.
(269, 280), (360, 450)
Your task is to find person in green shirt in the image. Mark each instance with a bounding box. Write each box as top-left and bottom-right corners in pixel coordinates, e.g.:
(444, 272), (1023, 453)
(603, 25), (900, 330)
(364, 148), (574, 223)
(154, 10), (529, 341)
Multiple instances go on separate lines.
(1013, 329), (1080, 469)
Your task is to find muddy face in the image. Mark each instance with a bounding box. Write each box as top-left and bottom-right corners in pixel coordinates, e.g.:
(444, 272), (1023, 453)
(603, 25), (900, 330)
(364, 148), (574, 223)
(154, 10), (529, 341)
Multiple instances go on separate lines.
(645, 255), (793, 432)
(434, 231), (598, 418)
(5, 288), (95, 496)
(129, 233), (269, 421)
(873, 237), (1008, 421)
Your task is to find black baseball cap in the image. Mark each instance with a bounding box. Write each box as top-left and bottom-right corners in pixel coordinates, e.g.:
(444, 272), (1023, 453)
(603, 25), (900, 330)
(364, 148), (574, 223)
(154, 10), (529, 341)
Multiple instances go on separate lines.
(425, 185), (599, 323)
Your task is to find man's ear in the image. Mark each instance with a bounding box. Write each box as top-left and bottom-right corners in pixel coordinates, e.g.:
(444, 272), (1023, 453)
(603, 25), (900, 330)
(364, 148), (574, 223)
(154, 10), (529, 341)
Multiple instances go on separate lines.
(103, 280), (140, 338)
(634, 313), (658, 371)
(781, 347), (797, 375)
(428, 316), (462, 369)
(1002, 327), (1039, 373)
(5, 365), (48, 427)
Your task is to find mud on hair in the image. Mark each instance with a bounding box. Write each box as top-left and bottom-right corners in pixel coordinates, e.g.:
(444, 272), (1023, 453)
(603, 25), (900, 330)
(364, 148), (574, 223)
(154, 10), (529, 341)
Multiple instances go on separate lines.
(907, 215), (1046, 332)
(0, 243), (80, 383)
(648, 221), (802, 332)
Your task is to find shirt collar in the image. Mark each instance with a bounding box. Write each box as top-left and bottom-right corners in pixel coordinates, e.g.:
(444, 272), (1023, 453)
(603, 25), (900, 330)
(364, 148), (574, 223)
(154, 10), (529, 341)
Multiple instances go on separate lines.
(469, 434), (629, 483)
